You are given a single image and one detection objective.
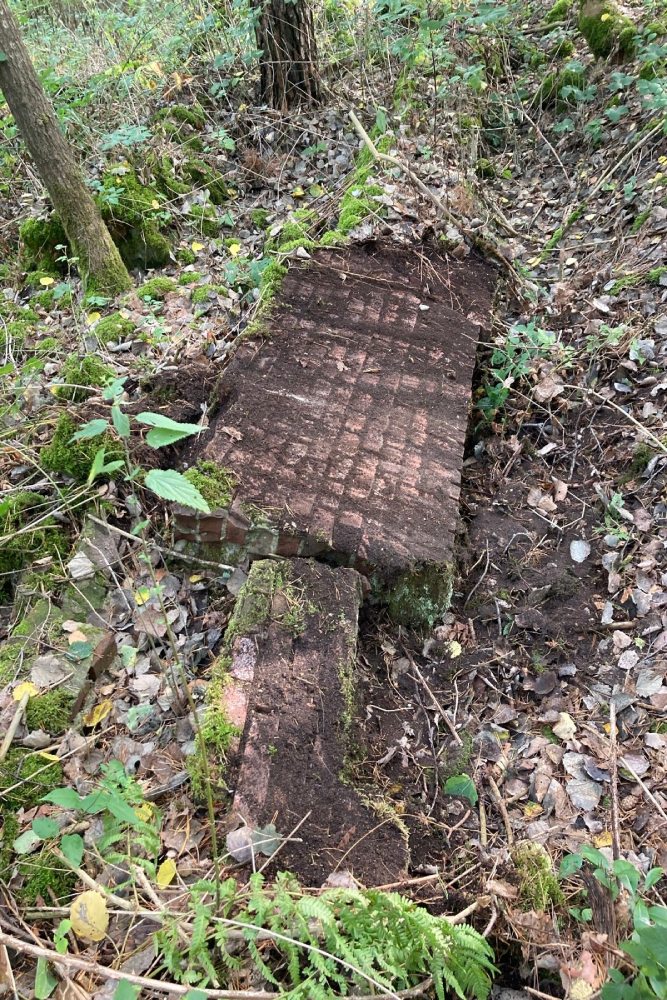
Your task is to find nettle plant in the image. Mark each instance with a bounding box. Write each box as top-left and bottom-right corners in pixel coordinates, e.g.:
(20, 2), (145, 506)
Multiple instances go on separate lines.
(71, 376), (210, 512)
(561, 846), (666, 1000)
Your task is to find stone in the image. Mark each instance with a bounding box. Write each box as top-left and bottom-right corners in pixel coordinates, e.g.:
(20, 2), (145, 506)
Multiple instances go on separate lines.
(177, 242), (496, 626)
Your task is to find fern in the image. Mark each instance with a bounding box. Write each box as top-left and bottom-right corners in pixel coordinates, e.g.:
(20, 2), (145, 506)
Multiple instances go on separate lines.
(155, 871), (495, 997)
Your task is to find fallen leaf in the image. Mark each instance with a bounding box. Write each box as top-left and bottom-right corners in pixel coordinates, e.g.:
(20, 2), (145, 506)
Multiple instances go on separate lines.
(570, 540), (591, 563)
(553, 712), (576, 741)
(84, 700), (113, 728)
(191, 241), (204, 252)
(70, 891), (109, 942)
(13, 681), (39, 701)
(39, 276), (55, 287)
(156, 858), (177, 888)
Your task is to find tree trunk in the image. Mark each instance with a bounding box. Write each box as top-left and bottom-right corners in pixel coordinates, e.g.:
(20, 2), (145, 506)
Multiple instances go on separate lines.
(0, 0), (132, 296)
(255, 0), (320, 111)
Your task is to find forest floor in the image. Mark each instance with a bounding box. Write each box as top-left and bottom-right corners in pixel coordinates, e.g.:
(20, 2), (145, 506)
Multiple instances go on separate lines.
(1, 0), (666, 996)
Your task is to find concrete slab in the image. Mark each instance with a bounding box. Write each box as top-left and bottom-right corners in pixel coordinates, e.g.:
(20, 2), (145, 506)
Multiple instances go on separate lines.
(222, 558), (408, 886)
(176, 241), (496, 626)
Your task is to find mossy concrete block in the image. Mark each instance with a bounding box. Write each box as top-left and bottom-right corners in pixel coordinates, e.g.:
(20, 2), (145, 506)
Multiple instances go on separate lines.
(224, 558), (408, 885)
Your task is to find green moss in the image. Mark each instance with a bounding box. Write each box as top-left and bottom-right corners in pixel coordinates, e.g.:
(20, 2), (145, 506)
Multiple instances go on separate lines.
(184, 461), (237, 508)
(187, 696), (238, 802)
(546, 0), (574, 21)
(224, 560), (281, 648)
(0, 813), (19, 881)
(177, 246), (197, 265)
(535, 68), (586, 106)
(35, 336), (60, 353)
(513, 840), (564, 910)
(19, 216), (67, 273)
(12, 597), (64, 640)
(157, 103), (205, 129)
(0, 748), (64, 812)
(178, 271), (203, 285)
(19, 849), (77, 904)
(100, 167), (172, 270)
(188, 204), (220, 237)
(184, 159), (228, 205)
(0, 642), (21, 687)
(645, 17), (667, 37)
(578, 0), (637, 60)
(0, 320), (30, 353)
(55, 355), (113, 402)
(25, 689), (75, 735)
(250, 208), (271, 228)
(138, 276), (177, 300)
(191, 284), (212, 304)
(41, 412), (122, 483)
(631, 209), (651, 233)
(0, 493), (69, 600)
(476, 157), (496, 179)
(382, 563), (454, 630)
(550, 37), (575, 58)
(610, 266), (667, 293)
(95, 311), (136, 344)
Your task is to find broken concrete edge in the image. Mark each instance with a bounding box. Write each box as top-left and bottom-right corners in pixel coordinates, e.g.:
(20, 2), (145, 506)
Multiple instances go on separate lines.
(173, 504), (455, 630)
(193, 558), (411, 864)
(187, 559), (303, 799)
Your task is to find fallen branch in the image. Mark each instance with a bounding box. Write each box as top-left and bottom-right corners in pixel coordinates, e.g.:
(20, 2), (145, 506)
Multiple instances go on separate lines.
(0, 930), (433, 1000)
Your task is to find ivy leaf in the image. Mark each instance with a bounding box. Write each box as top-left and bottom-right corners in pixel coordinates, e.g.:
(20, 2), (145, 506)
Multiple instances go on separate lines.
(13, 829), (42, 854)
(443, 773), (478, 805)
(32, 817), (60, 840)
(144, 469), (210, 513)
(66, 641), (94, 662)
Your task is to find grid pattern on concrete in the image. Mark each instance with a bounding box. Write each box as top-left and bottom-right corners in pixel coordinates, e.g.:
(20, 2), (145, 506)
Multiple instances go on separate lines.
(185, 242), (496, 571)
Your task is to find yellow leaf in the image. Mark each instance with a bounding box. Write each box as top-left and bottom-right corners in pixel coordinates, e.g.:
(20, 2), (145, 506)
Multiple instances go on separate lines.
(134, 587), (151, 607)
(13, 681), (39, 701)
(191, 241), (204, 253)
(151, 199), (160, 209)
(292, 186), (305, 198)
(39, 276), (55, 287)
(70, 891), (109, 942)
(594, 831), (613, 848)
(449, 640), (462, 659)
(84, 699), (113, 728)
(600, 12), (610, 19)
(524, 801), (543, 818)
(189, 574), (203, 583)
(156, 858), (177, 888)
(228, 243), (241, 257)
(37, 751), (61, 761)
(68, 629), (88, 645)
(86, 312), (101, 325)
(134, 802), (154, 822)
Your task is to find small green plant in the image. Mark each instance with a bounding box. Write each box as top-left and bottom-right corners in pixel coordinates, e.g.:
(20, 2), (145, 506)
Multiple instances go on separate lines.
(561, 846), (666, 1000)
(71, 377), (211, 511)
(478, 321), (556, 420)
(156, 870), (496, 997)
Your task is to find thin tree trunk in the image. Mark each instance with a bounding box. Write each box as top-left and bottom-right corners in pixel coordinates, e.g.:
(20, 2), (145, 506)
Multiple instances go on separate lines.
(0, 0), (132, 295)
(255, 0), (320, 111)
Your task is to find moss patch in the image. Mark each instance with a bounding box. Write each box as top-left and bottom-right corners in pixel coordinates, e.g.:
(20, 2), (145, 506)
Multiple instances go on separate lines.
(19, 216), (67, 273)
(184, 461), (237, 508)
(55, 355), (113, 402)
(546, 0), (574, 21)
(137, 276), (178, 300)
(41, 412), (122, 483)
(0, 748), (64, 812)
(513, 840), (564, 910)
(382, 563), (454, 630)
(95, 311), (136, 344)
(100, 166), (171, 269)
(25, 689), (75, 735)
(578, 0), (637, 60)
(19, 848), (77, 904)
(0, 493), (69, 601)
(534, 67), (587, 106)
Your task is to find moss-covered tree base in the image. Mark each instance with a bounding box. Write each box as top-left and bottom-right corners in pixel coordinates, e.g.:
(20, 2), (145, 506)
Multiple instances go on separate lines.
(578, 0), (636, 60)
